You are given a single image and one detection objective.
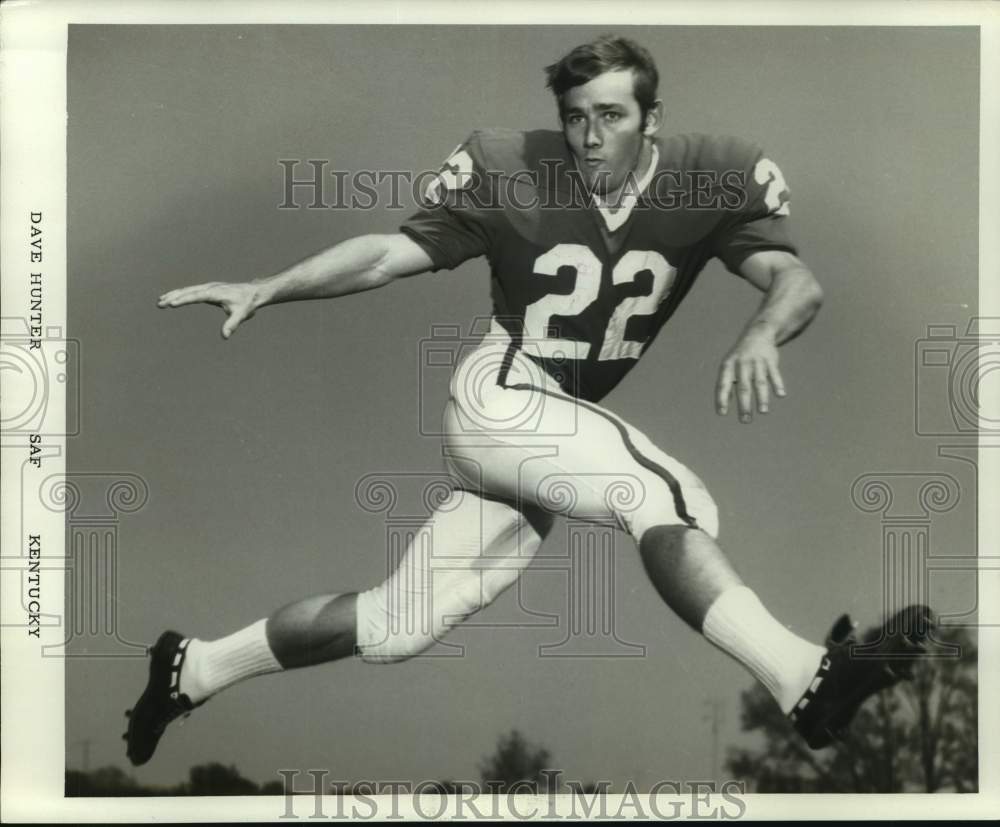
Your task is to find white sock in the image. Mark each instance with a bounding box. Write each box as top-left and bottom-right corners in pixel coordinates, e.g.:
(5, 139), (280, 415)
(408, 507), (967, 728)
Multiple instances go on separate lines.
(702, 586), (825, 715)
(179, 619), (283, 704)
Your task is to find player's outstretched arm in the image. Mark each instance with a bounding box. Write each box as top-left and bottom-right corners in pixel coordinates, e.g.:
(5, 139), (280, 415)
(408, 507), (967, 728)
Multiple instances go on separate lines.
(157, 233), (434, 339)
(716, 250), (824, 422)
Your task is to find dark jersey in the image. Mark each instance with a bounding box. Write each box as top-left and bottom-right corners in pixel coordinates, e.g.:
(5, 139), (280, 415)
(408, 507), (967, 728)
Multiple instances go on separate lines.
(401, 129), (797, 402)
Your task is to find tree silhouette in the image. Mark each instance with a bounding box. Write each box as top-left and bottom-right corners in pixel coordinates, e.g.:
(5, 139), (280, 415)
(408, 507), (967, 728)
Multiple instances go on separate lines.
(478, 729), (553, 792)
(725, 624), (977, 793)
(183, 762), (261, 795)
(66, 765), (151, 797)
(67, 762), (267, 796)
(67, 730), (584, 797)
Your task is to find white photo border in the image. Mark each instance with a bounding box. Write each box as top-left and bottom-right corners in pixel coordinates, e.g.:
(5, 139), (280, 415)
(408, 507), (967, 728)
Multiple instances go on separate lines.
(1, 0), (997, 821)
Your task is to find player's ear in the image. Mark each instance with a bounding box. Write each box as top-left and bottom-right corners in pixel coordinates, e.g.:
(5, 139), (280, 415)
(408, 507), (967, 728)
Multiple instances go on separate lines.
(642, 99), (664, 136)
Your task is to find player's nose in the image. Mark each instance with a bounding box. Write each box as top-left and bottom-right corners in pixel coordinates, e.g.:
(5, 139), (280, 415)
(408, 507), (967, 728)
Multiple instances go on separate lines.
(584, 121), (602, 148)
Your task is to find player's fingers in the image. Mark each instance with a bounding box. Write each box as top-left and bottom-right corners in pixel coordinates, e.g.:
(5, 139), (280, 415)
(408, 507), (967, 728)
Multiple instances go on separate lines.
(161, 289), (220, 308)
(157, 284), (221, 307)
(736, 361), (753, 423)
(754, 360), (770, 414)
(158, 286), (201, 305)
(220, 306), (249, 340)
(769, 361), (787, 398)
(716, 360), (735, 415)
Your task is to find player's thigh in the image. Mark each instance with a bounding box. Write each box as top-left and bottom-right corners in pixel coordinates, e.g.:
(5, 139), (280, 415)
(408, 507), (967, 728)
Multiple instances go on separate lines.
(422, 488), (554, 609)
(444, 384), (718, 541)
(356, 487), (553, 662)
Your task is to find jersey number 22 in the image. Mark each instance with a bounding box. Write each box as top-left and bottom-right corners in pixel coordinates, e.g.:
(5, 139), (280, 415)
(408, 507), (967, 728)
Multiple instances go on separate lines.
(525, 243), (676, 361)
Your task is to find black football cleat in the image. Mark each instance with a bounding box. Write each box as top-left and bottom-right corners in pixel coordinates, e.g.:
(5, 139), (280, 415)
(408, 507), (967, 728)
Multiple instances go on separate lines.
(125, 631), (204, 766)
(789, 604), (935, 750)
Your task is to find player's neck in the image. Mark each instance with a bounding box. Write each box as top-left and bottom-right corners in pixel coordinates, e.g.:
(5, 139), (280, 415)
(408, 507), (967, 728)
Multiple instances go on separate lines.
(596, 138), (656, 212)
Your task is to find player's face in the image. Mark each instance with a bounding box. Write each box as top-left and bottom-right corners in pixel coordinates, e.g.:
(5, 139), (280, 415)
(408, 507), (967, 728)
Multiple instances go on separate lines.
(562, 69), (648, 196)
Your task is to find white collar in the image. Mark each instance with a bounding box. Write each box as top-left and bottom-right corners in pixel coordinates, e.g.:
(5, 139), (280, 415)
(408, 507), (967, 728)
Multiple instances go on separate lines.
(590, 143), (659, 232)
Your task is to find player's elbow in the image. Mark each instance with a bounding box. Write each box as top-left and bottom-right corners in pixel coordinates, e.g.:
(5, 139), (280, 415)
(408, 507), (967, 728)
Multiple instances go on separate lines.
(802, 273), (824, 316)
(368, 233), (434, 286)
(776, 261), (824, 316)
(352, 234), (398, 289)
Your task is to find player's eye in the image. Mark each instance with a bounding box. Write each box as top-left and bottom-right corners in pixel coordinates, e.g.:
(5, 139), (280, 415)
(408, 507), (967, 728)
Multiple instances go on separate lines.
(602, 111), (622, 123)
(566, 113), (584, 125)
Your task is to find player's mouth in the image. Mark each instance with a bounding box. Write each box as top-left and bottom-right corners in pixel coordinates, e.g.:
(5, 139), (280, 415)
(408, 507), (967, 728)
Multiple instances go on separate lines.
(583, 158), (605, 167)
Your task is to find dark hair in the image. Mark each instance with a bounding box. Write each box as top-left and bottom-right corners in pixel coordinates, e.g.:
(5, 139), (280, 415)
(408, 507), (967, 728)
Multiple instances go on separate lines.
(544, 35), (659, 123)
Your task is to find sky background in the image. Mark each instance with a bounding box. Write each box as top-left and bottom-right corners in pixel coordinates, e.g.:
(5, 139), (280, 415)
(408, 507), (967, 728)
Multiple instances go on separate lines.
(65, 25), (979, 789)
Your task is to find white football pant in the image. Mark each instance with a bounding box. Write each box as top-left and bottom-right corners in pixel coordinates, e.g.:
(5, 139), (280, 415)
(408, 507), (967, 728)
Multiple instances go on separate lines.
(356, 322), (718, 662)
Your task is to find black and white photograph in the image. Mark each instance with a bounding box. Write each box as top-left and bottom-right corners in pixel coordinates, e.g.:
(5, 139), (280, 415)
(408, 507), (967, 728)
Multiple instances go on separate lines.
(1, 1), (997, 821)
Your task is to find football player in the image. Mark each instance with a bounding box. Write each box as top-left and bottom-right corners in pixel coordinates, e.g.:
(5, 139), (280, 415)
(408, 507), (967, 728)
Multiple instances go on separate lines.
(127, 35), (932, 766)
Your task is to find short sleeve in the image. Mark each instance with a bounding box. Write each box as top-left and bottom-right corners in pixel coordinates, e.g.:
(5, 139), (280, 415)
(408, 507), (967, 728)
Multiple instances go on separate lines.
(712, 153), (798, 274)
(399, 137), (497, 272)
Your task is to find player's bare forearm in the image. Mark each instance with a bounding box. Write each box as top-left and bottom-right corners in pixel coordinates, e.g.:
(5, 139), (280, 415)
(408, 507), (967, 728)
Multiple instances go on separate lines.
(252, 234), (432, 307)
(716, 250), (823, 420)
(738, 254), (824, 346)
(158, 233), (433, 339)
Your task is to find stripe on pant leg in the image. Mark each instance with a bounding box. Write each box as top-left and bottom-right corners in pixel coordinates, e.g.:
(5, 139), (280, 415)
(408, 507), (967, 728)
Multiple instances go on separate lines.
(496, 339), (518, 389)
(505, 382), (699, 529)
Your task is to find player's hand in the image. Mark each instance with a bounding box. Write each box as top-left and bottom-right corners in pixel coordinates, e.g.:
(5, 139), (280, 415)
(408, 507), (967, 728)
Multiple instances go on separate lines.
(157, 282), (260, 340)
(716, 324), (786, 423)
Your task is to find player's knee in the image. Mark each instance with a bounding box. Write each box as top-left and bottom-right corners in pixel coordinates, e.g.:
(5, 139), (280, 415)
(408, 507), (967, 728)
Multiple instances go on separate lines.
(669, 465), (719, 540)
(688, 487), (719, 540)
(354, 587), (433, 665)
(357, 636), (429, 665)
(354, 577), (492, 665)
(631, 482), (719, 541)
